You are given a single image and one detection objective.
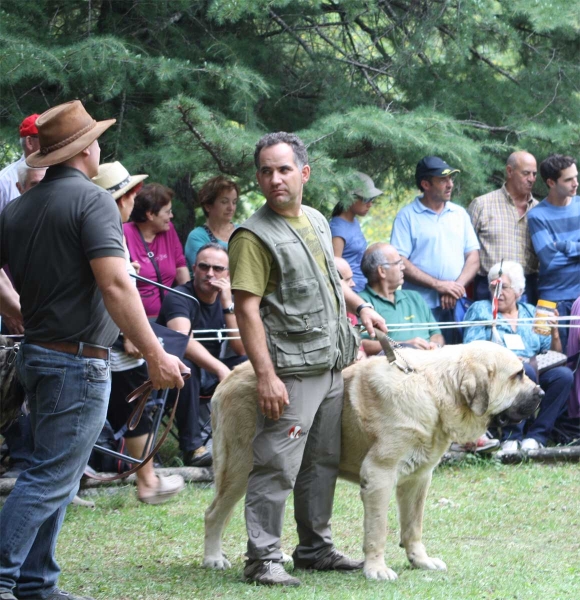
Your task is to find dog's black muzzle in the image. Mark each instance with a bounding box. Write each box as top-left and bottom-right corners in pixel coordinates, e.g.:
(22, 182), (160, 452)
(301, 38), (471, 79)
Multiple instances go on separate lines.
(491, 384), (545, 428)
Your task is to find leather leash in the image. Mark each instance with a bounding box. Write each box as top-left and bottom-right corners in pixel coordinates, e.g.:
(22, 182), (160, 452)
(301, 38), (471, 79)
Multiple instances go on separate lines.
(374, 330), (414, 374)
(84, 372), (190, 482)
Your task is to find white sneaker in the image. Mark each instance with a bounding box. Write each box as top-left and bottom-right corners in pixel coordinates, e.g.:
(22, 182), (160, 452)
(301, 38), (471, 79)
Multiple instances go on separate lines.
(521, 438), (542, 452)
(498, 440), (520, 455)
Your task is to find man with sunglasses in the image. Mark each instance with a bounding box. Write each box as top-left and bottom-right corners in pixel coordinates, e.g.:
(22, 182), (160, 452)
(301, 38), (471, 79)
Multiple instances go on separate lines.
(358, 243), (444, 354)
(157, 243), (246, 466)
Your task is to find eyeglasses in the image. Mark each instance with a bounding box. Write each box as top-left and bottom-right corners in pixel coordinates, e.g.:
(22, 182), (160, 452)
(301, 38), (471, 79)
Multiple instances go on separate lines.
(196, 262), (228, 273)
(380, 260), (404, 268)
(489, 283), (513, 291)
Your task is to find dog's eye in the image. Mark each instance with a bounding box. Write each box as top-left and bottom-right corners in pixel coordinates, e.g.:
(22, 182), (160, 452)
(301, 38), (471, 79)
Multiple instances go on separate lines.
(510, 368), (525, 381)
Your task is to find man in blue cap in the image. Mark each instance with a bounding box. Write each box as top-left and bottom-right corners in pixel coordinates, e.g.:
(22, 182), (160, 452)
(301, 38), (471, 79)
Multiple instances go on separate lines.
(390, 156), (480, 344)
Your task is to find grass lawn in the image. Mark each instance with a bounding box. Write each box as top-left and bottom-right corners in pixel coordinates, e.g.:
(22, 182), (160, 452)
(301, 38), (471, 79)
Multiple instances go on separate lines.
(57, 460), (578, 600)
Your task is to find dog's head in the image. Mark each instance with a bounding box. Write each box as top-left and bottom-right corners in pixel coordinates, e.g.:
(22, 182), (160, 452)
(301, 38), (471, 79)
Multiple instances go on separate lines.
(457, 341), (543, 424)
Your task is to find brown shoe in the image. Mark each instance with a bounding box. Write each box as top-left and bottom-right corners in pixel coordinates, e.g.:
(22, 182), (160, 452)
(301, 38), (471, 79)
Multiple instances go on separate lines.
(293, 549), (363, 571)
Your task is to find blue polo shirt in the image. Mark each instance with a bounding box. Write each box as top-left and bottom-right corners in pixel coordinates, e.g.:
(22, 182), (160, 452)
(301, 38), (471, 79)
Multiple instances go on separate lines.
(390, 197), (479, 308)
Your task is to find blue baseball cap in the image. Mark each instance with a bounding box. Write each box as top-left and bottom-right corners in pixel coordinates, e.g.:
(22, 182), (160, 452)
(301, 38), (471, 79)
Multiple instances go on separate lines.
(415, 156), (460, 186)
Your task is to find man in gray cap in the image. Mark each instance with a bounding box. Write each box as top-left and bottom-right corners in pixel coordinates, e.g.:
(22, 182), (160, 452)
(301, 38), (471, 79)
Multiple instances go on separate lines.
(390, 156), (480, 344)
(0, 100), (188, 600)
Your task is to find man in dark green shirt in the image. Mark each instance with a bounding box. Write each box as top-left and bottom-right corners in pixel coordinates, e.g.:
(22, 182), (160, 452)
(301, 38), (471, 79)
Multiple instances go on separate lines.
(359, 243), (444, 354)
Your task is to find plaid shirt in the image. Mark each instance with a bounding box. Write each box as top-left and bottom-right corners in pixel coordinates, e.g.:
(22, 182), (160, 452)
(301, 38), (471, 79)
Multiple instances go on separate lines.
(468, 184), (538, 276)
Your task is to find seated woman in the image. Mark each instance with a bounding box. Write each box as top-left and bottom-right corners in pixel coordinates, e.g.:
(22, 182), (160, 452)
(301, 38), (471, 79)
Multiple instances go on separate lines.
(184, 176), (240, 271)
(463, 260), (573, 454)
(94, 162), (184, 503)
(330, 172), (382, 292)
(124, 183), (190, 319)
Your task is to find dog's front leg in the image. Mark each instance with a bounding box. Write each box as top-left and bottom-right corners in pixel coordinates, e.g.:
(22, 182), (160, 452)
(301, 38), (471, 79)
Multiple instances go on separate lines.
(360, 457), (398, 581)
(396, 469), (447, 572)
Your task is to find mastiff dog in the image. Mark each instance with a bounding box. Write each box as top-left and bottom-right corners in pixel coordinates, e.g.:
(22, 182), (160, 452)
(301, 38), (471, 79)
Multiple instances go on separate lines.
(203, 340), (543, 580)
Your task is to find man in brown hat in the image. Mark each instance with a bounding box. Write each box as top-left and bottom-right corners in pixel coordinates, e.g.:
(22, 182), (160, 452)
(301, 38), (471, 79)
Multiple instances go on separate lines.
(0, 100), (188, 600)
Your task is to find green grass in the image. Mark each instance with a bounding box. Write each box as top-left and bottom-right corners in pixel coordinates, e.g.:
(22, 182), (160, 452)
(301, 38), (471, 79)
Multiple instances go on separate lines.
(57, 461), (579, 600)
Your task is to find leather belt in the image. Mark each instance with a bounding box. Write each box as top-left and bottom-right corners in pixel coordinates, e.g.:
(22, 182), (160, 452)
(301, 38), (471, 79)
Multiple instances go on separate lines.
(30, 341), (110, 360)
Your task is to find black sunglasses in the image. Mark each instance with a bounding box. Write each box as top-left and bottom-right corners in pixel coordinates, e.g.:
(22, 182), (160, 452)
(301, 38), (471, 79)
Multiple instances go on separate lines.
(196, 262), (228, 273)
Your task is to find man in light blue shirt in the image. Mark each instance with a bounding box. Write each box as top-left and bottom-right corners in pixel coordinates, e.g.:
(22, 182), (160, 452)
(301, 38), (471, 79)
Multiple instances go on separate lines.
(390, 156), (480, 344)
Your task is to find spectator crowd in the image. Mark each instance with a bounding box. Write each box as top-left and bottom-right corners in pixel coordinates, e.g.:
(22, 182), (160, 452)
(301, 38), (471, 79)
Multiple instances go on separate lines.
(0, 102), (578, 597)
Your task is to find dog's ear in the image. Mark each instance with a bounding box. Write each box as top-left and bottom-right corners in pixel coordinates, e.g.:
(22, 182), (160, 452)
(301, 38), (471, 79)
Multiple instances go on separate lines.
(459, 363), (490, 416)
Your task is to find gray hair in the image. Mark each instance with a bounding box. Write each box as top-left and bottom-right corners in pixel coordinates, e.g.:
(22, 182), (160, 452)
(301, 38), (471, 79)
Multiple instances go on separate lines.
(487, 261), (525, 294)
(16, 162), (43, 187)
(361, 245), (388, 285)
(254, 132), (308, 169)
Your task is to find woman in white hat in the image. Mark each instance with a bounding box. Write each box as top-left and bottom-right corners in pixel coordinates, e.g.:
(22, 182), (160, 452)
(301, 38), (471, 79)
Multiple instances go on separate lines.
(93, 162), (184, 504)
(330, 172), (382, 293)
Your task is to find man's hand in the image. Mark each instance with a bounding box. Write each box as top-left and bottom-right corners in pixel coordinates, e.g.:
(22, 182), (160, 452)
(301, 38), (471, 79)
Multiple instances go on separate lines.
(210, 276), (233, 306)
(440, 293), (458, 310)
(257, 374), (289, 420)
(358, 306), (387, 338)
(435, 280), (465, 299)
(2, 315), (24, 335)
(147, 352), (189, 390)
(123, 336), (142, 359)
(404, 337), (432, 350)
(216, 364), (231, 382)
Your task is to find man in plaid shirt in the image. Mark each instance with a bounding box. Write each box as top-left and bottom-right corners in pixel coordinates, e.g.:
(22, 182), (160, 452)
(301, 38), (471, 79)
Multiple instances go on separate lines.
(468, 151), (539, 303)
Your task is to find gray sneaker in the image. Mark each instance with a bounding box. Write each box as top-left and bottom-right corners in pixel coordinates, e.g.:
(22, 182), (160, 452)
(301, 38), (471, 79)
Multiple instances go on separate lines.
(293, 549), (363, 571)
(243, 560), (301, 586)
(0, 589), (17, 600)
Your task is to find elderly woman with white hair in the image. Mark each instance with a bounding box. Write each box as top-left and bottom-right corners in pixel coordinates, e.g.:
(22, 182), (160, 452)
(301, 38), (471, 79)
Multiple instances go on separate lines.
(463, 260), (573, 454)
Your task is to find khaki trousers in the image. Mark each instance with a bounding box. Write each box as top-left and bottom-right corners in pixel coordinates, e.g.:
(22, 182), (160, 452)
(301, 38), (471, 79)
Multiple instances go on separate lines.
(245, 369), (344, 563)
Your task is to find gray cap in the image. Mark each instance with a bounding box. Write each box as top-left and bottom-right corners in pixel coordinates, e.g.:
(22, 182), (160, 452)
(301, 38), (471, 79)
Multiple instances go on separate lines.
(353, 172), (382, 202)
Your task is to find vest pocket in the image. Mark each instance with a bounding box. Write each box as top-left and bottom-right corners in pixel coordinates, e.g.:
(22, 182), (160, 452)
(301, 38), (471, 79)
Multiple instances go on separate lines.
(274, 338), (306, 368)
(280, 278), (324, 315)
(273, 335), (331, 369)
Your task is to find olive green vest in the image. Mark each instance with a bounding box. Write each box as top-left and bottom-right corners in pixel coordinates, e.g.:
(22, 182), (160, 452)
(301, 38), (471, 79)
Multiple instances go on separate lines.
(233, 203), (359, 376)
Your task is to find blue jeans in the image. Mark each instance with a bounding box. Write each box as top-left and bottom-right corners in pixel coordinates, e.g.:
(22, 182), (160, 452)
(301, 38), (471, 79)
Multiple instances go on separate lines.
(0, 344), (110, 598)
(502, 363), (573, 445)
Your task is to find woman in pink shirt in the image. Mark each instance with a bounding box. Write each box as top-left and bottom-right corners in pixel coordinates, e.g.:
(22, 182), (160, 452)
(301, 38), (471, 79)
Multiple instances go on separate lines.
(124, 183), (190, 318)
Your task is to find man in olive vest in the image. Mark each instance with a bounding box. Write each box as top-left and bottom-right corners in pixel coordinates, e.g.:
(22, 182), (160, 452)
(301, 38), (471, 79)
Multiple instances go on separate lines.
(228, 132), (386, 587)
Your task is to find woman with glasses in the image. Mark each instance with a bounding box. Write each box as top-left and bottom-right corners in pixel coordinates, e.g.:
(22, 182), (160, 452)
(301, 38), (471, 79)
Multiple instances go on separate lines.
(463, 260), (573, 455)
(184, 176), (240, 272)
(124, 183), (190, 319)
(330, 172), (382, 293)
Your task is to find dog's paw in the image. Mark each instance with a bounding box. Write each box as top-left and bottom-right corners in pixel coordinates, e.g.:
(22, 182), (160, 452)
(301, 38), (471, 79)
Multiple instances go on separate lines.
(410, 555), (447, 571)
(202, 554), (231, 570)
(363, 562), (398, 581)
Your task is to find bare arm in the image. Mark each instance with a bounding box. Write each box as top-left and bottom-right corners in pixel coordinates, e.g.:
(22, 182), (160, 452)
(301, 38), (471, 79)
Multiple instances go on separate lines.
(90, 256), (187, 390)
(340, 280), (387, 337)
(456, 250), (480, 288)
(166, 316), (231, 381)
(175, 266), (191, 285)
(207, 276), (245, 356)
(332, 237), (345, 258)
(234, 290), (289, 420)
(400, 257), (465, 299)
(0, 269), (23, 334)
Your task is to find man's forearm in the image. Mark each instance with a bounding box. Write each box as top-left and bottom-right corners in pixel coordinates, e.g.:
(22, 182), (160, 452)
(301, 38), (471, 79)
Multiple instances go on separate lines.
(0, 269), (21, 320)
(235, 302), (276, 380)
(456, 250), (480, 287)
(184, 338), (228, 375)
(400, 257), (440, 291)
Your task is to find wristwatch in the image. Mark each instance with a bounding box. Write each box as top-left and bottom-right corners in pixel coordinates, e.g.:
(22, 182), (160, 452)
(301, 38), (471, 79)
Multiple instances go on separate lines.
(223, 303), (235, 314)
(355, 302), (373, 317)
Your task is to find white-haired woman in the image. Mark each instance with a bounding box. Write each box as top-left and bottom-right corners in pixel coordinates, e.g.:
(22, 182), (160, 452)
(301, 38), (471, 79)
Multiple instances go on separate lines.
(463, 261), (573, 454)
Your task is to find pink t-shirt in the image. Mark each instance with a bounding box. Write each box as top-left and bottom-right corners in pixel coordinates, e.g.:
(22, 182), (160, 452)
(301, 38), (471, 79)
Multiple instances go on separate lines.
(124, 221), (186, 317)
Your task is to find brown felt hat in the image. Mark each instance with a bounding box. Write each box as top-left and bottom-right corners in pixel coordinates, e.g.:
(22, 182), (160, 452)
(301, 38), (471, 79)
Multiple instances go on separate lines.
(26, 100), (116, 168)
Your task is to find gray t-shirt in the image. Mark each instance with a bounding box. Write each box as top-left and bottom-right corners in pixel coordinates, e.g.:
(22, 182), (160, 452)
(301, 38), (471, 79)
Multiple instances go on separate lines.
(0, 165), (125, 346)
